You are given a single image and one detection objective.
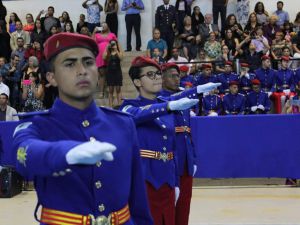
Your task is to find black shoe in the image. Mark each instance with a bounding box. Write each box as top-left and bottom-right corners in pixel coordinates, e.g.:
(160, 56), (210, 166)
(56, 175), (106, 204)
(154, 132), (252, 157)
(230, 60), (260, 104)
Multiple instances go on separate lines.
(125, 49), (132, 52)
(136, 48), (141, 51)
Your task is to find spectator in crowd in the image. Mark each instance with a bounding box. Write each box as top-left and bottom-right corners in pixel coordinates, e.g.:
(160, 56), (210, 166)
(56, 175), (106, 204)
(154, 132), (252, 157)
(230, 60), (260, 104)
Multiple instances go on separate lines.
(282, 81), (300, 114)
(202, 88), (222, 116)
(0, 21), (11, 62)
(168, 47), (189, 64)
(61, 11), (72, 25)
(194, 49), (209, 69)
(0, 0), (7, 23)
(8, 12), (21, 33)
(250, 26), (270, 55)
(22, 71), (44, 112)
(236, 0), (250, 28)
(223, 14), (244, 40)
(25, 39), (44, 63)
(244, 12), (261, 36)
(31, 19), (47, 46)
(42, 63), (58, 109)
(271, 31), (291, 69)
(239, 39), (262, 72)
(218, 61), (238, 94)
(23, 13), (35, 34)
(11, 37), (27, 70)
(282, 21), (293, 42)
(180, 16), (200, 60)
(263, 15), (281, 45)
(155, 0), (178, 56)
(105, 0), (119, 36)
(151, 47), (166, 64)
(204, 31), (221, 61)
(0, 93), (18, 121)
(191, 6), (204, 35)
(59, 16), (65, 31)
(76, 14), (88, 33)
(0, 74), (9, 97)
(238, 62), (256, 94)
(255, 55), (276, 95)
(10, 21), (30, 51)
(223, 81), (246, 115)
(272, 56), (295, 113)
(93, 22), (117, 98)
(215, 45), (231, 73)
(103, 40), (123, 108)
(194, 63), (218, 85)
(254, 1), (269, 25)
(246, 79), (271, 114)
(80, 26), (91, 36)
(175, 0), (191, 34)
(278, 46), (293, 69)
(212, 0), (227, 31)
(222, 29), (241, 59)
(64, 22), (75, 33)
(37, 6), (61, 33)
(274, 1), (289, 28)
(0, 57), (8, 79)
(47, 25), (59, 39)
(146, 28), (168, 59)
(82, 0), (103, 33)
(6, 54), (22, 109)
(121, 0), (144, 51)
(292, 30), (300, 68)
(22, 56), (40, 83)
(198, 13), (219, 42)
(293, 12), (300, 34)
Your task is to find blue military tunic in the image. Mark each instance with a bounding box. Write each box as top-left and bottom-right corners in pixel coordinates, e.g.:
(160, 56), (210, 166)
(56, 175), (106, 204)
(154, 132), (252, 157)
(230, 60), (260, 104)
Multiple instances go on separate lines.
(202, 94), (223, 115)
(193, 73), (218, 86)
(180, 75), (195, 88)
(274, 68), (295, 92)
(223, 93), (246, 115)
(238, 73), (256, 94)
(294, 68), (300, 84)
(120, 96), (179, 189)
(159, 89), (196, 177)
(254, 68), (277, 92)
(217, 72), (239, 94)
(13, 98), (153, 225)
(246, 90), (271, 113)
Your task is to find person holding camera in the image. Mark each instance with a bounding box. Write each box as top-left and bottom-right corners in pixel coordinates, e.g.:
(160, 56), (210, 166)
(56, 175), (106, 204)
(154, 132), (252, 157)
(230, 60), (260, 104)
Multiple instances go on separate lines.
(82, 0), (103, 33)
(103, 40), (123, 108)
(121, 0), (144, 51)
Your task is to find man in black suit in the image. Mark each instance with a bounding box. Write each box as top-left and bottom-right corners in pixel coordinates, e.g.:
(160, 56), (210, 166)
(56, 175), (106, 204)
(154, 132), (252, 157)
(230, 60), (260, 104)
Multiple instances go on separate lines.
(155, 0), (178, 58)
(198, 14), (220, 41)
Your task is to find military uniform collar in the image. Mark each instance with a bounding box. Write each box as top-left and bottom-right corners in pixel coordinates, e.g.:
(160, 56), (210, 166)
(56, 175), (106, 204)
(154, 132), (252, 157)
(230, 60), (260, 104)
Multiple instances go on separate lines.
(138, 95), (158, 104)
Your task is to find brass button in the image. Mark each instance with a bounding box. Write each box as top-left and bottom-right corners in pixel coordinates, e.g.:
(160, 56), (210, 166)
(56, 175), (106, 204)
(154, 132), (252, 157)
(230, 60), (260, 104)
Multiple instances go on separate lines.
(90, 137), (96, 142)
(59, 171), (66, 176)
(98, 204), (105, 212)
(52, 172), (59, 177)
(95, 181), (102, 189)
(163, 147), (167, 151)
(82, 120), (90, 127)
(65, 168), (72, 173)
(162, 125), (166, 129)
(163, 135), (167, 140)
(96, 161), (102, 167)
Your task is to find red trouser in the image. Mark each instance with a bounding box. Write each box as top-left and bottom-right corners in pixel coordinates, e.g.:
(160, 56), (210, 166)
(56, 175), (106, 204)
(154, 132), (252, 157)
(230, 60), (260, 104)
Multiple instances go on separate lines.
(272, 92), (295, 113)
(175, 168), (193, 225)
(146, 182), (175, 225)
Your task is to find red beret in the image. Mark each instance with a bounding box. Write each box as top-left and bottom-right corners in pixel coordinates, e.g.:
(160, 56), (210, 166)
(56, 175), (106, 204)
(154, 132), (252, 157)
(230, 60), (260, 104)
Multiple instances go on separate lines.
(281, 56), (290, 61)
(179, 65), (189, 72)
(161, 62), (180, 72)
(251, 79), (261, 85)
(184, 81), (193, 87)
(201, 64), (212, 69)
(229, 80), (239, 86)
(44, 33), (99, 61)
(261, 55), (270, 61)
(240, 63), (249, 68)
(225, 61), (233, 66)
(131, 56), (161, 70)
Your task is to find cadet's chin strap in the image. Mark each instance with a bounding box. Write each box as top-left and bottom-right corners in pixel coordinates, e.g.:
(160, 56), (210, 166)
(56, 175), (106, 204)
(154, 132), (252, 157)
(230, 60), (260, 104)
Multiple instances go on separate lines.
(34, 202), (41, 223)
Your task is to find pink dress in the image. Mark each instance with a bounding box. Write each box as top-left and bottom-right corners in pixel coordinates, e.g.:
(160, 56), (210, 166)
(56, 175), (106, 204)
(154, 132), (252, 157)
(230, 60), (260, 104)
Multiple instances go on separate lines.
(94, 32), (117, 68)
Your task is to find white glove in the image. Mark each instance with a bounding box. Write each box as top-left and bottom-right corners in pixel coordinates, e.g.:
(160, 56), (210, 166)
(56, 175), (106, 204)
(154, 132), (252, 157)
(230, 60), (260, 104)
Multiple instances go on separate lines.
(168, 97), (199, 111)
(0, 166), (2, 173)
(283, 89), (291, 95)
(251, 106), (258, 112)
(178, 87), (185, 91)
(175, 187), (180, 205)
(208, 111), (218, 116)
(193, 165), (197, 177)
(267, 92), (273, 97)
(197, 82), (221, 94)
(257, 104), (265, 110)
(66, 141), (116, 165)
(245, 74), (250, 79)
(190, 110), (196, 117)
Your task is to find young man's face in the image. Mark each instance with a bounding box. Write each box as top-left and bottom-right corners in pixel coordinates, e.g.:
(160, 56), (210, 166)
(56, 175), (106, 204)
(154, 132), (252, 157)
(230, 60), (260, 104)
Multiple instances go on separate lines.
(162, 68), (180, 92)
(51, 48), (98, 104)
(262, 59), (271, 69)
(0, 94), (8, 106)
(224, 65), (232, 73)
(229, 84), (238, 94)
(0, 58), (5, 67)
(135, 66), (162, 95)
(281, 60), (289, 69)
(252, 84), (260, 93)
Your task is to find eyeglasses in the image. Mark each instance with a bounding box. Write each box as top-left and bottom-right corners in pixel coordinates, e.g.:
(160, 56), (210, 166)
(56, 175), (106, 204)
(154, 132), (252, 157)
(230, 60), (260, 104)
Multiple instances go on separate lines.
(139, 71), (162, 80)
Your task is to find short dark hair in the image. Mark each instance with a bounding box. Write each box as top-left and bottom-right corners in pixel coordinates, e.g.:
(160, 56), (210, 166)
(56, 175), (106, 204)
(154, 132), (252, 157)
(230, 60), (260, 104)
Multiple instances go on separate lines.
(0, 93), (8, 99)
(277, 1), (283, 5)
(48, 6), (55, 11)
(16, 37), (24, 42)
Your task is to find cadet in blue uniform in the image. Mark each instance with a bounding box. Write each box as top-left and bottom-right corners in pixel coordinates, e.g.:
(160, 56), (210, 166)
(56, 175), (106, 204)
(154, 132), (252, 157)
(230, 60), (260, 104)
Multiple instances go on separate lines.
(179, 65), (194, 89)
(217, 61), (239, 94)
(202, 89), (223, 116)
(272, 56), (296, 113)
(254, 55), (276, 94)
(193, 64), (218, 86)
(13, 33), (153, 225)
(159, 63), (197, 225)
(223, 81), (246, 115)
(238, 63), (256, 94)
(120, 56), (200, 225)
(246, 79), (271, 114)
